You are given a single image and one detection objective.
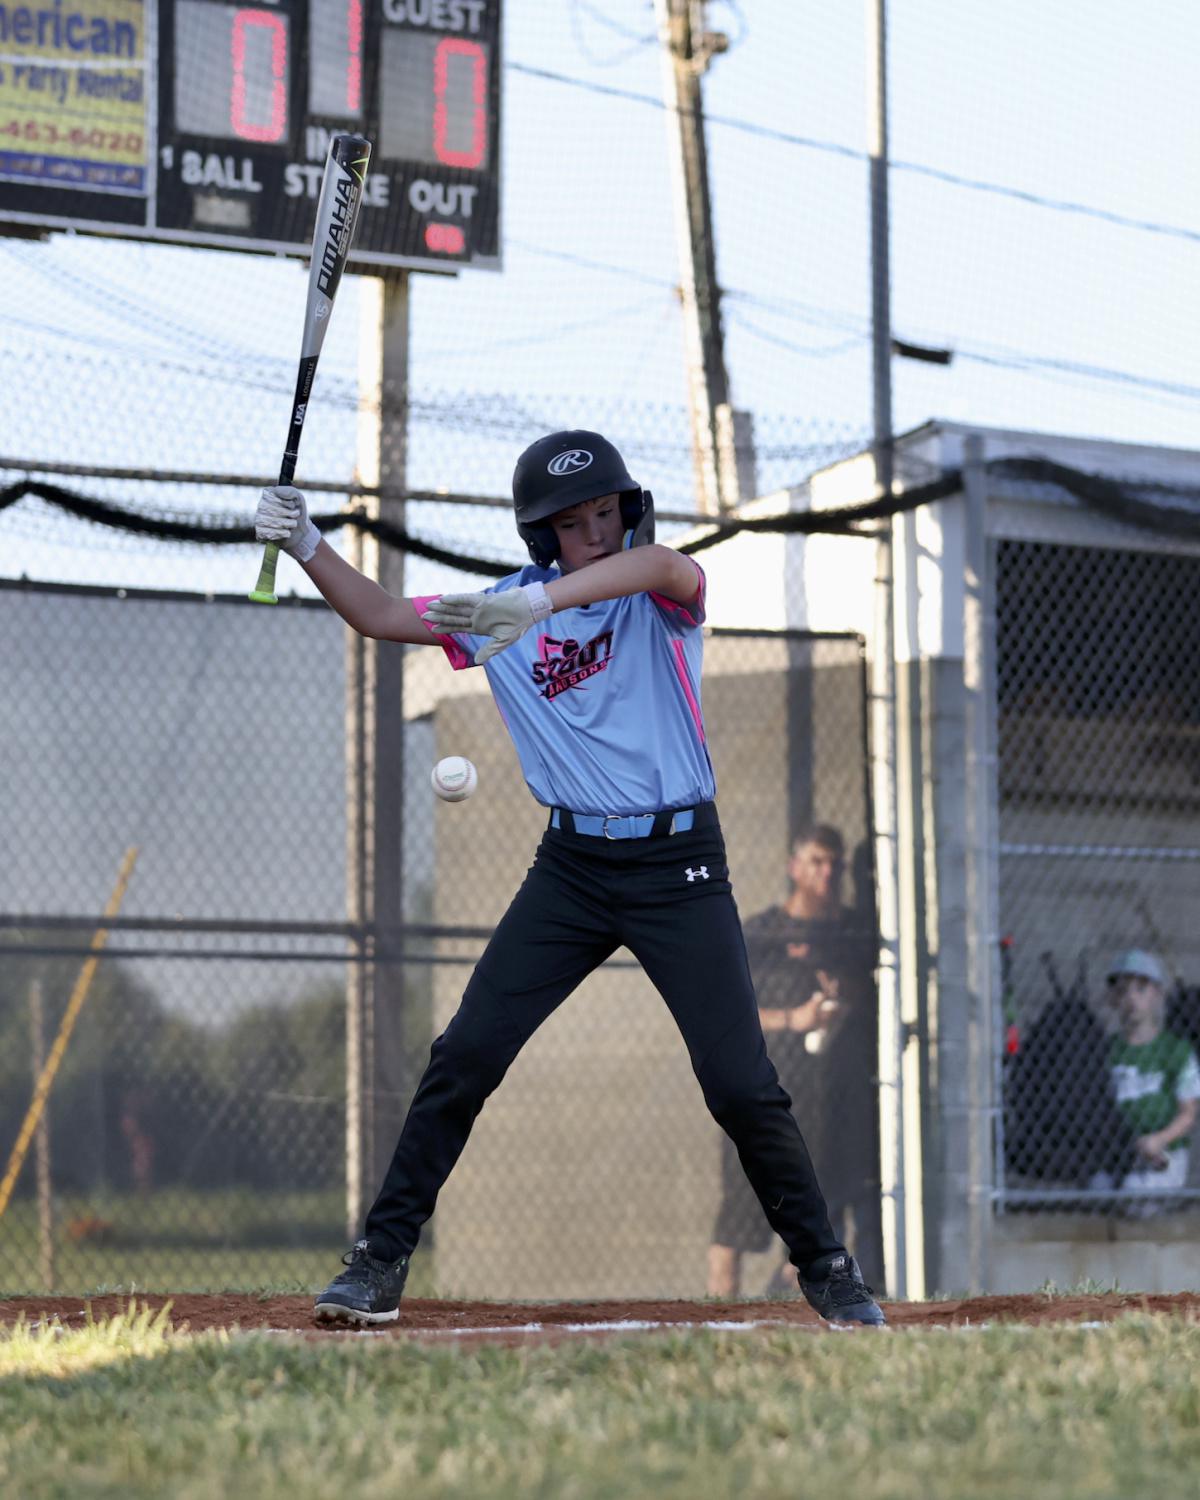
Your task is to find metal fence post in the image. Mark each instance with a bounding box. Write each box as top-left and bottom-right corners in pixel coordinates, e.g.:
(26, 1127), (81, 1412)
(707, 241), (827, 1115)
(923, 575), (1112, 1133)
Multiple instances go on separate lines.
(871, 527), (906, 1300)
(963, 437), (998, 1291)
(345, 270), (410, 1238)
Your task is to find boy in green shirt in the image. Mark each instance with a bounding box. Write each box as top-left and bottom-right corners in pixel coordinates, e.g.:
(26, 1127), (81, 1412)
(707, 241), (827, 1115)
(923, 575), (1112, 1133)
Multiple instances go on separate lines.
(1101, 949), (1199, 1203)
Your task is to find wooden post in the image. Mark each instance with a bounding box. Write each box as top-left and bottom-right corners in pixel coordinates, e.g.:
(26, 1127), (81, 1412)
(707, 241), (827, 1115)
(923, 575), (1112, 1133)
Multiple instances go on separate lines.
(0, 847), (139, 1222)
(29, 977), (55, 1291)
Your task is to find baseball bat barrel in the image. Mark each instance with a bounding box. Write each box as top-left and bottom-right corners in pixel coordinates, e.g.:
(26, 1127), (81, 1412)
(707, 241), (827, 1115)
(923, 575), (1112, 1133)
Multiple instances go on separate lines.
(249, 133), (373, 604)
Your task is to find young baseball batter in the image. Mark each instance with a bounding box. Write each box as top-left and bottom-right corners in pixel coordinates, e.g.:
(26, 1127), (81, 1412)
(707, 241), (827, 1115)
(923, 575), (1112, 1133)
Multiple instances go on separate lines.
(255, 429), (885, 1328)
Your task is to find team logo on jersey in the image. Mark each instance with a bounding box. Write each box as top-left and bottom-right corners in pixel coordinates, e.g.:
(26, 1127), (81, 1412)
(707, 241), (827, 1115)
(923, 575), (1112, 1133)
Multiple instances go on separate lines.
(531, 631), (613, 699)
(547, 448), (593, 476)
(1112, 1064), (1166, 1103)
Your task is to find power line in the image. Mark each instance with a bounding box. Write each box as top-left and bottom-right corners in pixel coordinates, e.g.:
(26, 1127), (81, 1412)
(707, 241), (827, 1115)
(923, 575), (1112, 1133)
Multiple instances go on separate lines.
(5, 258), (1192, 415)
(4, 199), (1192, 421)
(725, 307), (867, 360)
(724, 306), (1200, 407)
(577, 0), (658, 44)
(727, 289), (870, 336)
(507, 60), (1200, 247)
(506, 237), (675, 291)
(420, 293), (669, 360)
(954, 347), (1200, 405)
(567, 0), (656, 68)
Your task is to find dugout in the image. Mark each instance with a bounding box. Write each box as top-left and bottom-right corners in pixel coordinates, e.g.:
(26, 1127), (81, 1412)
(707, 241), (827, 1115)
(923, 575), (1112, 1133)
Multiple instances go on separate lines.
(702, 420), (1200, 1298)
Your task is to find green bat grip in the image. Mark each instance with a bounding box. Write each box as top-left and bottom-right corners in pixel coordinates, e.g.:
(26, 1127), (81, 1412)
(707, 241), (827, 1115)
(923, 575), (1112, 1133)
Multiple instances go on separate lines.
(248, 541), (281, 605)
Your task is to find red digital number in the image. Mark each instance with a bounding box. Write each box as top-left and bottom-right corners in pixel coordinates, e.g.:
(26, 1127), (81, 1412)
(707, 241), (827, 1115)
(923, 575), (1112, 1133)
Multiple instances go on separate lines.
(425, 222), (466, 254)
(433, 38), (486, 169)
(231, 9), (288, 143)
(345, 0), (363, 115)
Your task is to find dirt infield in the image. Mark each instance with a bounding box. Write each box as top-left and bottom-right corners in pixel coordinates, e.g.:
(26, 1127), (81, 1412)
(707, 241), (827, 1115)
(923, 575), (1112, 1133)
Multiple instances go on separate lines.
(4, 1290), (1199, 1344)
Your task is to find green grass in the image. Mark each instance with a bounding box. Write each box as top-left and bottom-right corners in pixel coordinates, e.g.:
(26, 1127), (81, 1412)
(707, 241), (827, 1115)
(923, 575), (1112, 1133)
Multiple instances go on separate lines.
(1036, 1277), (1126, 1297)
(0, 1190), (433, 1296)
(2, 1307), (1200, 1499)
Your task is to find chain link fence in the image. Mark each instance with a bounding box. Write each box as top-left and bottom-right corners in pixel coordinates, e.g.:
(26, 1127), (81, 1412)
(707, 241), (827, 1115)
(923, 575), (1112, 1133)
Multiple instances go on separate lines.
(0, 578), (875, 1298)
(995, 536), (1200, 1220)
(0, 370), (868, 600)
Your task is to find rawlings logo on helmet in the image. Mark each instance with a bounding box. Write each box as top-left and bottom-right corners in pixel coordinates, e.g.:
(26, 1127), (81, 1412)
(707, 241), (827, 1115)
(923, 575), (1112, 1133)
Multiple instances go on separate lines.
(547, 449), (593, 476)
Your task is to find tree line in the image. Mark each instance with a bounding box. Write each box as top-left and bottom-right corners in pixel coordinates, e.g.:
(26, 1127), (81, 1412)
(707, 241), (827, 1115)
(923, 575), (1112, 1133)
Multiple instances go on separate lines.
(1, 941), (352, 1197)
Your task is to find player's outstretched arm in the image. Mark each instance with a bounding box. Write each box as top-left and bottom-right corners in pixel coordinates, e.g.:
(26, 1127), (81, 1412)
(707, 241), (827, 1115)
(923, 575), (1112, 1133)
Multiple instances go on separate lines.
(546, 544), (701, 611)
(255, 485), (437, 645)
(303, 542), (436, 643)
(421, 545), (701, 664)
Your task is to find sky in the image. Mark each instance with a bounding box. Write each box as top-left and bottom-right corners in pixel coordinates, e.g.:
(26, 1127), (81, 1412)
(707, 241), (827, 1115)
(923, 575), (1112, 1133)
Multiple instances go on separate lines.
(1, 0), (1198, 601)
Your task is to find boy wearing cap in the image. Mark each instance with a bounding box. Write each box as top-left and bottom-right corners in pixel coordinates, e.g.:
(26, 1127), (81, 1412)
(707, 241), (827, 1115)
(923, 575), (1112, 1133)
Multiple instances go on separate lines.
(1101, 949), (1200, 1201)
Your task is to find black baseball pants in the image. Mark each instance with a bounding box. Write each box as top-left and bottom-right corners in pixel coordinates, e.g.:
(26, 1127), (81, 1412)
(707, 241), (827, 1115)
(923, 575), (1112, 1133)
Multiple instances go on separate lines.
(364, 804), (843, 1272)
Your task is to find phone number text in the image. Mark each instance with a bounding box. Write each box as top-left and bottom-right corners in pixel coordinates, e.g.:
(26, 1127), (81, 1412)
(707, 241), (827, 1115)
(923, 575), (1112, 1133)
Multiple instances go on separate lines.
(1, 118), (144, 154)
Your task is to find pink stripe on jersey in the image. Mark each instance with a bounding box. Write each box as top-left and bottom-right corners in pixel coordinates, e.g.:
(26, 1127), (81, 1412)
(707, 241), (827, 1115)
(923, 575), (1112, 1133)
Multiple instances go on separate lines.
(671, 638), (706, 743)
(412, 594), (473, 671)
(648, 560), (706, 627)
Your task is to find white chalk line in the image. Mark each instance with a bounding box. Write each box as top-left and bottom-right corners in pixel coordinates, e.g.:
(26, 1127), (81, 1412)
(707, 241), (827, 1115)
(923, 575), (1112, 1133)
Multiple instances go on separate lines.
(13, 1311), (1135, 1338)
(284, 1316), (1140, 1340)
(292, 1317), (832, 1340)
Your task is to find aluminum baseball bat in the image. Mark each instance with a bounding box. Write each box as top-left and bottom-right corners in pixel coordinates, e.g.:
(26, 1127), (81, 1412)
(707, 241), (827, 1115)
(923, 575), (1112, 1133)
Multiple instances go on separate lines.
(249, 133), (373, 604)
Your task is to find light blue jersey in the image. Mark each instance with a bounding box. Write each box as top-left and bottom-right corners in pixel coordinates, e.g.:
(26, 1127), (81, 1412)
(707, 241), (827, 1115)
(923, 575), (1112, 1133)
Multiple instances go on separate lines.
(415, 562), (714, 816)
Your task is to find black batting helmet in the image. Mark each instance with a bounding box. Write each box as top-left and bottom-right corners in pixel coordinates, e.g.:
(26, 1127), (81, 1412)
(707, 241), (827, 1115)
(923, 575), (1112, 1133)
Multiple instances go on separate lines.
(512, 430), (655, 568)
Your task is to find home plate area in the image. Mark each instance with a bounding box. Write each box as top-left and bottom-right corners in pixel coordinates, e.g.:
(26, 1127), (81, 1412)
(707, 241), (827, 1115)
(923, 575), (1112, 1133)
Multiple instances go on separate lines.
(7, 1292), (1200, 1347)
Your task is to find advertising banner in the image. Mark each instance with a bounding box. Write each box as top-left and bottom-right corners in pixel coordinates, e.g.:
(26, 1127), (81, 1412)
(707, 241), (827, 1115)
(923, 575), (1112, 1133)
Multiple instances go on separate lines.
(0, 0), (149, 193)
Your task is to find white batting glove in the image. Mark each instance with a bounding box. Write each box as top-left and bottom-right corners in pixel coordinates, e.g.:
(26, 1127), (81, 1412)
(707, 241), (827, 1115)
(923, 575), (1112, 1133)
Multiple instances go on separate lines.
(255, 485), (322, 562)
(422, 583), (553, 664)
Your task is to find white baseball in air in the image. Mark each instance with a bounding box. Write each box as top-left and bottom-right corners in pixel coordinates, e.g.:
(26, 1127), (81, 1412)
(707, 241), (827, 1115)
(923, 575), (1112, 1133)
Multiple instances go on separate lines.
(431, 756), (478, 802)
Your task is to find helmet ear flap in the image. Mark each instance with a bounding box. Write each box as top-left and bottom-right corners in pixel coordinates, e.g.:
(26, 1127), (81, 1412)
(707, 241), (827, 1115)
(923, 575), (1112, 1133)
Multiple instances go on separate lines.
(518, 487), (652, 569)
(620, 489), (655, 549)
(518, 521), (559, 568)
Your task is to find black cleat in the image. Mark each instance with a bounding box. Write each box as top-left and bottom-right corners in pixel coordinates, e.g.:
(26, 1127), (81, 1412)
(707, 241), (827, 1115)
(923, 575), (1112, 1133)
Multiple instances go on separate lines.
(314, 1240), (410, 1327)
(799, 1251), (887, 1326)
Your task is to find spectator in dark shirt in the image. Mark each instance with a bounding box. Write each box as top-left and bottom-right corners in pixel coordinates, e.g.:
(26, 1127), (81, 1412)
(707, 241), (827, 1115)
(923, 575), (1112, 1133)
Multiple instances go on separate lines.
(707, 824), (882, 1296)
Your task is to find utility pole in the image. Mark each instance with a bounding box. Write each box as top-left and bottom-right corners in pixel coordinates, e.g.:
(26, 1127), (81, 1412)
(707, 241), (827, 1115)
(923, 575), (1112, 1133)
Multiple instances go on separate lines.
(867, 0), (894, 497)
(655, 0), (752, 515)
(345, 270), (409, 1235)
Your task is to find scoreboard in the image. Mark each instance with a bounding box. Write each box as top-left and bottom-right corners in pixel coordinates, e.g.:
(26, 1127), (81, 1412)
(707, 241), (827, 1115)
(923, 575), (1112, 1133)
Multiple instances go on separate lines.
(0, 0), (502, 270)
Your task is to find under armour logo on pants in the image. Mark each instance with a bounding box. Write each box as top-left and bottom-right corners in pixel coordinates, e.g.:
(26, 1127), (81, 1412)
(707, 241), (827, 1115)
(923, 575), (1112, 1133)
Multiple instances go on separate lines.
(685, 866), (709, 882)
